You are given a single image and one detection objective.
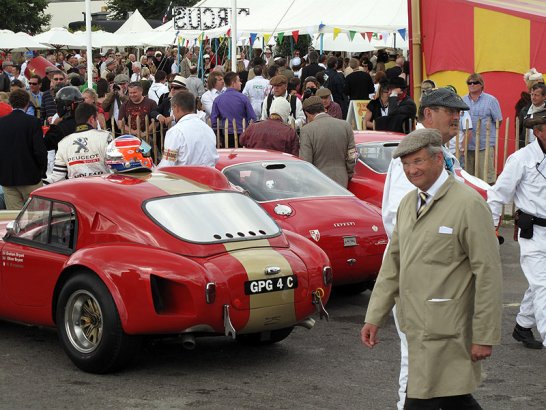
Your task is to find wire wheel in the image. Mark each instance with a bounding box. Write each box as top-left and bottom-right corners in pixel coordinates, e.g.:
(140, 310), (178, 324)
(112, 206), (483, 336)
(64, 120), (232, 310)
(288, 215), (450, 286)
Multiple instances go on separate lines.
(64, 290), (104, 354)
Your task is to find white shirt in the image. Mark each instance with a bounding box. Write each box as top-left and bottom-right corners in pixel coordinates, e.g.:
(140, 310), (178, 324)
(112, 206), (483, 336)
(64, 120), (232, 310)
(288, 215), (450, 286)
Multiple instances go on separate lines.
(449, 111), (473, 154)
(130, 72), (141, 82)
(158, 113), (219, 167)
(148, 82), (169, 104)
(260, 92), (305, 129)
(417, 169), (449, 211)
(242, 75), (269, 118)
(382, 144), (463, 238)
(201, 88), (222, 118)
(488, 139), (546, 226)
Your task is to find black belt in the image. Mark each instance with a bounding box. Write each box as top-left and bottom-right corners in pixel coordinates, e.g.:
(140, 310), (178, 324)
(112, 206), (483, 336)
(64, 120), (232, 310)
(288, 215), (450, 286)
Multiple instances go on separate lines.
(518, 210), (546, 227)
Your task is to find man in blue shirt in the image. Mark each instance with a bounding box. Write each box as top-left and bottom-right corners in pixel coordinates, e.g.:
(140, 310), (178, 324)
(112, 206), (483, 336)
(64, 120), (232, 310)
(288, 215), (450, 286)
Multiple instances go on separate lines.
(211, 71), (256, 148)
(462, 73), (503, 183)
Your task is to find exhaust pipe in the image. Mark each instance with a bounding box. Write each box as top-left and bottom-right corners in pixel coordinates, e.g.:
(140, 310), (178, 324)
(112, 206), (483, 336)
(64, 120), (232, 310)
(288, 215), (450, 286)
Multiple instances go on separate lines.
(295, 317), (316, 330)
(181, 334), (196, 350)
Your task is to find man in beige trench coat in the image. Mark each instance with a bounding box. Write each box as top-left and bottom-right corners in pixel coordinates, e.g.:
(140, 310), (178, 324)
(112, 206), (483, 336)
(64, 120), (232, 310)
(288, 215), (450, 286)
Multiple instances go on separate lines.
(361, 129), (503, 409)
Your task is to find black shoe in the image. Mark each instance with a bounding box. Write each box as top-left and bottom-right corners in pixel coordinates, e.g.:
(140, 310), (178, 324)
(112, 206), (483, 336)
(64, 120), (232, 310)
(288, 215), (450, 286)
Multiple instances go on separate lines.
(513, 325), (544, 349)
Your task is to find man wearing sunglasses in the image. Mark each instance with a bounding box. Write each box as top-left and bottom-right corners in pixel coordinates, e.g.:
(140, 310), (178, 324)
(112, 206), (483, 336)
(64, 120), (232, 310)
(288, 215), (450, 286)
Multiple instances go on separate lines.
(463, 73), (503, 184)
(40, 70), (66, 124)
(151, 75), (187, 128)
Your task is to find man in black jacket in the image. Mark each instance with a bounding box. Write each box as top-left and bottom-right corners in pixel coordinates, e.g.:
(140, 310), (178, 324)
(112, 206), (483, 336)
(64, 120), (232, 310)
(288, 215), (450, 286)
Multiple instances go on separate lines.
(324, 56), (349, 119)
(375, 77), (417, 134)
(0, 89), (47, 209)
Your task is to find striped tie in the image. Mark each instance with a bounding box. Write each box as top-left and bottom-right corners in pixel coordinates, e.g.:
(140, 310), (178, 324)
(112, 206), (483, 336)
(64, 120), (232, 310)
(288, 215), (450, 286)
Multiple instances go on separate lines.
(417, 192), (429, 216)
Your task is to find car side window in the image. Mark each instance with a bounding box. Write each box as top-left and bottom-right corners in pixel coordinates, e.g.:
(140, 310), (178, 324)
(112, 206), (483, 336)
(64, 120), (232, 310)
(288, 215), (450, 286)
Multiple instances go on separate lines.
(13, 197), (77, 251)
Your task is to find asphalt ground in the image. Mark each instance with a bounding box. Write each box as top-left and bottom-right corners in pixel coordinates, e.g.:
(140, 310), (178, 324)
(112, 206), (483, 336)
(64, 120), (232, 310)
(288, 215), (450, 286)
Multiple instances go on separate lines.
(0, 225), (545, 409)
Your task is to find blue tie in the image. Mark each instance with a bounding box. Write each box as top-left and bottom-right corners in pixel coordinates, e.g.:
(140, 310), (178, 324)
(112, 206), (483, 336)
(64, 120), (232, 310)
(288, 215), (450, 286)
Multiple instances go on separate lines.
(444, 155), (454, 173)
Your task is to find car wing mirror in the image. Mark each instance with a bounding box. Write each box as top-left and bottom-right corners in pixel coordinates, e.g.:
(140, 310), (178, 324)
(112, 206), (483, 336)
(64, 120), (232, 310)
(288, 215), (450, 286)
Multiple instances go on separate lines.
(5, 220), (20, 236)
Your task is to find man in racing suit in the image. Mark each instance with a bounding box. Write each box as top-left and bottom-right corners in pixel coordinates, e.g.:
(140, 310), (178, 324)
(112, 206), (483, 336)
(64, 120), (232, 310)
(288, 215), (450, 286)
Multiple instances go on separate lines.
(487, 108), (546, 349)
(45, 103), (112, 183)
(379, 88), (470, 410)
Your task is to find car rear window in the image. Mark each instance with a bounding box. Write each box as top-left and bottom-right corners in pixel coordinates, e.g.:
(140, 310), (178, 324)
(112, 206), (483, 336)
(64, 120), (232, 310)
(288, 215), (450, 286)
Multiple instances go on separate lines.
(356, 142), (399, 173)
(223, 161), (352, 202)
(144, 191), (280, 244)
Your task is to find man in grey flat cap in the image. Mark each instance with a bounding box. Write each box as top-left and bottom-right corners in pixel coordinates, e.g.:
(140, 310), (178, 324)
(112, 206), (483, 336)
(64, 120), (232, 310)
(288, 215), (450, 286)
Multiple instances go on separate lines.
(381, 87), (472, 410)
(362, 128), (502, 410)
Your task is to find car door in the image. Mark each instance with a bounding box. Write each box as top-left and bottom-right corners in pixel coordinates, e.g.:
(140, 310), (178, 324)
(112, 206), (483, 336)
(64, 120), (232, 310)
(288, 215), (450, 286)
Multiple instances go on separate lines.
(1, 197), (76, 309)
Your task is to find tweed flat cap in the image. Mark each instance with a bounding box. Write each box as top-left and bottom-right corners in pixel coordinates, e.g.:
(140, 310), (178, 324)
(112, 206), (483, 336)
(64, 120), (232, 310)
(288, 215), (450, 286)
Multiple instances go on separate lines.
(270, 75), (287, 86)
(105, 58), (115, 66)
(523, 108), (546, 128)
(393, 128), (442, 159)
(114, 74), (130, 84)
(302, 96), (323, 110)
(316, 87), (331, 98)
(421, 88), (469, 110)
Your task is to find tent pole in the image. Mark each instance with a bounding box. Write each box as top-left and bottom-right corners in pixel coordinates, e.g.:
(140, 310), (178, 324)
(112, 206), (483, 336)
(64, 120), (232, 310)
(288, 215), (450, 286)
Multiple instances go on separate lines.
(410, 0), (423, 105)
(85, 0), (93, 89)
(231, 0), (237, 72)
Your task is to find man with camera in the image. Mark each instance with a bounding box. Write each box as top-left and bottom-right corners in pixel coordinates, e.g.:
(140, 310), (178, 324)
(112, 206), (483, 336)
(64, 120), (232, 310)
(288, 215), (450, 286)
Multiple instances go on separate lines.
(102, 74), (130, 132)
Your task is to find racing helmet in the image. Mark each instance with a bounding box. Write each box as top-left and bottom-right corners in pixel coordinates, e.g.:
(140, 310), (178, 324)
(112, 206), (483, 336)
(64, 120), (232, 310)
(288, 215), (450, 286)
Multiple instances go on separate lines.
(106, 135), (153, 173)
(55, 86), (84, 117)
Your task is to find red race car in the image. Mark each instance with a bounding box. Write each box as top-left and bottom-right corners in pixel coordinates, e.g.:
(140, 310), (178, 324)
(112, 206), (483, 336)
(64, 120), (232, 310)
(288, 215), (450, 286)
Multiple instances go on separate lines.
(0, 167), (331, 374)
(348, 131), (489, 208)
(216, 149), (388, 292)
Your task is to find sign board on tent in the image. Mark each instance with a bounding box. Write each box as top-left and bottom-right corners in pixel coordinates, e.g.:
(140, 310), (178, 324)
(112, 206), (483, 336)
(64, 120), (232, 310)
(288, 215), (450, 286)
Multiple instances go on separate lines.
(173, 7), (250, 30)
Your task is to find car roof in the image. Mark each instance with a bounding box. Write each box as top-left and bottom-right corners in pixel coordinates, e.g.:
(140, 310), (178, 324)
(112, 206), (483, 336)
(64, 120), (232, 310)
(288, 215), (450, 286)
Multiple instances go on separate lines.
(354, 130), (405, 145)
(216, 148), (299, 168)
(32, 167), (231, 207)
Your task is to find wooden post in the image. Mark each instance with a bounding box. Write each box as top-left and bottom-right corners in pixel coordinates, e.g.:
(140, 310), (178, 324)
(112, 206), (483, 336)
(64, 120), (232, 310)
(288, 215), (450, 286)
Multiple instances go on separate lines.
(463, 118), (470, 171)
(111, 116), (116, 136)
(136, 116), (141, 139)
(484, 120), (491, 182)
(242, 118), (246, 133)
(224, 119), (229, 148)
(515, 116), (520, 150)
(474, 118), (481, 177)
(214, 120), (220, 148)
(151, 119), (158, 164)
(232, 118), (238, 148)
(144, 116), (150, 145)
(454, 131), (460, 162)
(122, 118), (127, 136)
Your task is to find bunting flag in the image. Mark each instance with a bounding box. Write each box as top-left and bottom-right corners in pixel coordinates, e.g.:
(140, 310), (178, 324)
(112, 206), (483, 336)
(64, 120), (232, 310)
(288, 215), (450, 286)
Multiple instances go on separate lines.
(318, 23), (325, 32)
(292, 30), (299, 43)
(372, 32), (383, 40)
(249, 32), (258, 45)
(333, 27), (341, 40)
(364, 32), (373, 42)
(382, 32), (389, 43)
(277, 32), (285, 43)
(397, 28), (407, 41)
(349, 30), (357, 41)
(263, 33), (272, 44)
(226, 28), (231, 37)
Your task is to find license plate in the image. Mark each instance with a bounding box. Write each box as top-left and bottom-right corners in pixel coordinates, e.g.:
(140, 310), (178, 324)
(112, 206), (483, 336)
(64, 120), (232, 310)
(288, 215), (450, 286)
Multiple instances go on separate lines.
(244, 276), (298, 295)
(343, 236), (358, 247)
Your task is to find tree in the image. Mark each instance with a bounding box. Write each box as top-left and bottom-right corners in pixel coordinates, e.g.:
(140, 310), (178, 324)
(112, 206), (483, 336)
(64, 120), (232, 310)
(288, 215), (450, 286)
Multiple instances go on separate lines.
(0, 0), (51, 34)
(276, 34), (312, 58)
(107, 0), (198, 21)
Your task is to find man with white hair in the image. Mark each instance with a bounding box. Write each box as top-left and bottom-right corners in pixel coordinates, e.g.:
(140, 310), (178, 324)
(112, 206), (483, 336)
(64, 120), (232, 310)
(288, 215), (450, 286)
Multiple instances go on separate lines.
(239, 97), (299, 155)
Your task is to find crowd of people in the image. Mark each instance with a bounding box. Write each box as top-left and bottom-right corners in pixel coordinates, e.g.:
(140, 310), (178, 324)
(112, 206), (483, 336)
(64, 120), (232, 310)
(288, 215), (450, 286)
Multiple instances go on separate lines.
(1, 42), (546, 410)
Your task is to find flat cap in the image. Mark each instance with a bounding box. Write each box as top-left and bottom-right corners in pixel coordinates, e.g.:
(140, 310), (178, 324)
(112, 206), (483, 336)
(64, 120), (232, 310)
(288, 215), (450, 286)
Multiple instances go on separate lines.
(114, 74), (130, 84)
(45, 66), (57, 73)
(302, 96), (323, 111)
(393, 128), (442, 159)
(523, 108), (546, 128)
(105, 58), (115, 66)
(316, 87), (331, 98)
(1, 60), (14, 69)
(270, 75), (287, 86)
(421, 88), (469, 111)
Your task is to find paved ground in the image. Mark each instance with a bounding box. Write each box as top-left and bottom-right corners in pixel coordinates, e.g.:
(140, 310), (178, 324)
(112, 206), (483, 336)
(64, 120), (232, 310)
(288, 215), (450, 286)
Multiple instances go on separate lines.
(0, 225), (545, 409)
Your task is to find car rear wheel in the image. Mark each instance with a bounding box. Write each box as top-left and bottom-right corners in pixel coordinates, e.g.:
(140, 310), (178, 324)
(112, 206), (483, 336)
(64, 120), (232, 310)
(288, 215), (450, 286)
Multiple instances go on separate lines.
(56, 273), (141, 373)
(236, 327), (294, 345)
(335, 280), (375, 295)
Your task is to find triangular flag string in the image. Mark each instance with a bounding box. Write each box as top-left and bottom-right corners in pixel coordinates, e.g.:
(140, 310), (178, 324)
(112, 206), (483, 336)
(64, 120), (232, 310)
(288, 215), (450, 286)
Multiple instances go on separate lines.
(333, 27), (341, 40)
(277, 32), (285, 44)
(249, 32), (258, 45)
(292, 30), (299, 43)
(397, 28), (407, 41)
(365, 32), (373, 42)
(349, 30), (356, 41)
(263, 33), (272, 44)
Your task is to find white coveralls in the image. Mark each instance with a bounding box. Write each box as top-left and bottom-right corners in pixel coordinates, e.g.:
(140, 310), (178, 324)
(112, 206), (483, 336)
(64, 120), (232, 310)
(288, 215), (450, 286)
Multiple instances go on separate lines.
(45, 126), (112, 183)
(382, 146), (463, 410)
(488, 139), (546, 346)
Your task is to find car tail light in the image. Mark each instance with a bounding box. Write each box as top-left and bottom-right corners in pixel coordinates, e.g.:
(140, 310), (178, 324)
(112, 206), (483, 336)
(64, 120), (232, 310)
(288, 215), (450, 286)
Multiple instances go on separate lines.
(205, 282), (216, 304)
(322, 266), (333, 285)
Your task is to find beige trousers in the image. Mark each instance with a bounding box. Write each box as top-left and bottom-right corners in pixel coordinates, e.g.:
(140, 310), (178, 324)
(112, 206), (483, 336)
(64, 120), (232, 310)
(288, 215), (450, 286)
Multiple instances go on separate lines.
(2, 182), (43, 210)
(466, 149), (496, 184)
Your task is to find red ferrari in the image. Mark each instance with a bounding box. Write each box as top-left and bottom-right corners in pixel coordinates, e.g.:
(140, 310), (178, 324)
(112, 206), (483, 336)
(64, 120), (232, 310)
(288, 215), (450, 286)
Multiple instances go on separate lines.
(348, 131), (489, 208)
(216, 149), (388, 292)
(0, 167), (331, 373)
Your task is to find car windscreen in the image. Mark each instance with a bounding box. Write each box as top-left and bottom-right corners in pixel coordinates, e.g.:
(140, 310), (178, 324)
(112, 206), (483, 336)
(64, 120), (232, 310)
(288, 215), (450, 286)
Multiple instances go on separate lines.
(223, 161), (353, 201)
(144, 191), (280, 243)
(356, 142), (399, 173)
